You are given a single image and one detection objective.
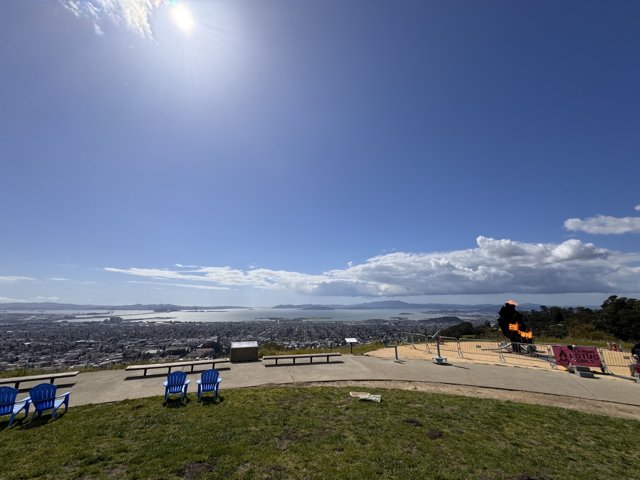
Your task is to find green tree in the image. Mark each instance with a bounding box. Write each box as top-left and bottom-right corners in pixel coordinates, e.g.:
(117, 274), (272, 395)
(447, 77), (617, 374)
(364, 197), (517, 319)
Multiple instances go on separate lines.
(442, 322), (474, 338)
(598, 296), (640, 341)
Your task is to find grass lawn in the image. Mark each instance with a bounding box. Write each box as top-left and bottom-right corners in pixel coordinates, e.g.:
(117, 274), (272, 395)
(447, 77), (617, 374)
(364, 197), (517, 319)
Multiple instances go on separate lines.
(1, 386), (638, 479)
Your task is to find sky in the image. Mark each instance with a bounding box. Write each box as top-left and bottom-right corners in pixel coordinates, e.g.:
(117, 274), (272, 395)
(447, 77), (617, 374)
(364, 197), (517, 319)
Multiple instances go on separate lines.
(1, 0), (640, 308)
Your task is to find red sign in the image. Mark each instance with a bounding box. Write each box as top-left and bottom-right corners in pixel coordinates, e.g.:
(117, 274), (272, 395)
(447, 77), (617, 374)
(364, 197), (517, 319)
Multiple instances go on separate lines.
(552, 345), (602, 368)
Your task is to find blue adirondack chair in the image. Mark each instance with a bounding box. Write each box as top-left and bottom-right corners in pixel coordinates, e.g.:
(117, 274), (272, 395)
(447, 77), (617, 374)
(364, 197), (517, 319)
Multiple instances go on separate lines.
(29, 383), (70, 420)
(196, 369), (222, 401)
(0, 386), (30, 427)
(163, 371), (190, 403)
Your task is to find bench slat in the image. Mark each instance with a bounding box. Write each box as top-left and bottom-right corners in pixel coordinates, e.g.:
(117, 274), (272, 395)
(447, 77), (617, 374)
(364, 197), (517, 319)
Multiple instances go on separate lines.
(0, 371), (79, 389)
(125, 359), (230, 376)
(262, 353), (341, 365)
(262, 353), (341, 360)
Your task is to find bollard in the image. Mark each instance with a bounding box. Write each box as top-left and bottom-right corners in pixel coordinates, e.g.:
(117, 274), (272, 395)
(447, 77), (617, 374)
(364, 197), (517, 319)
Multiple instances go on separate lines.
(388, 344), (403, 363)
(431, 330), (448, 365)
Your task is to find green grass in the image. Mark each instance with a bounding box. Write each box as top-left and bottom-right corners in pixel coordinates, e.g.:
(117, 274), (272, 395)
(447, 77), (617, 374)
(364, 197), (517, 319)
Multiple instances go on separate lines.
(533, 337), (634, 349)
(1, 387), (638, 479)
(0, 367), (51, 379)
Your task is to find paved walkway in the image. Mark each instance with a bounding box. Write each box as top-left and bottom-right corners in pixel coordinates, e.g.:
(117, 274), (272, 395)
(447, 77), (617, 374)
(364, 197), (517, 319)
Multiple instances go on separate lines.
(21, 354), (639, 413)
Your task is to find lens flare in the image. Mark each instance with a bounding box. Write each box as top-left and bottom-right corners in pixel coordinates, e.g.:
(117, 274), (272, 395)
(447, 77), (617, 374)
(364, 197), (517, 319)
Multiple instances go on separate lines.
(171, 3), (195, 34)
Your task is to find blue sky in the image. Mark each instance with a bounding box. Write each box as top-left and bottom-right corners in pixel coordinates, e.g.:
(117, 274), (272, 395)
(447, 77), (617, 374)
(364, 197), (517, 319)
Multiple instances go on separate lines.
(1, 0), (639, 307)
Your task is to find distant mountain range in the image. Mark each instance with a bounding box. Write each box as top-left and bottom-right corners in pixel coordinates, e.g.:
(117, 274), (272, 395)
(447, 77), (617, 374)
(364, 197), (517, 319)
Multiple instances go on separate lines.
(0, 302), (248, 311)
(272, 300), (542, 312)
(1, 300), (542, 312)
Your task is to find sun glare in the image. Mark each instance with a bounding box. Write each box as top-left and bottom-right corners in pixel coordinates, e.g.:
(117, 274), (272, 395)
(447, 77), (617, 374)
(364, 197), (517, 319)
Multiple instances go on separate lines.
(171, 3), (195, 34)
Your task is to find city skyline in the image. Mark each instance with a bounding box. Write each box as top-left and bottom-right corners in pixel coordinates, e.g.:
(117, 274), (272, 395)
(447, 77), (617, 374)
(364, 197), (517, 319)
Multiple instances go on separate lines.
(2, 1), (640, 307)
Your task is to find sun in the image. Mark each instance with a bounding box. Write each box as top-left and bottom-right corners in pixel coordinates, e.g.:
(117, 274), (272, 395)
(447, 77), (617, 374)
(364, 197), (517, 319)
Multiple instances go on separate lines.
(171, 3), (195, 34)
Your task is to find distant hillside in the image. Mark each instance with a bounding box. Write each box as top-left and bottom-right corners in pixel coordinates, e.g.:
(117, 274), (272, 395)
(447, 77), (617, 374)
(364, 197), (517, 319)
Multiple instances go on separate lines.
(1, 300), (544, 313)
(0, 302), (248, 311)
(274, 300), (541, 312)
(272, 304), (336, 310)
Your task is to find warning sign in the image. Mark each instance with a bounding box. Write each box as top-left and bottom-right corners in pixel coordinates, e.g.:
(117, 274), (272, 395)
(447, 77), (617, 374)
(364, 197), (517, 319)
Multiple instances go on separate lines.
(552, 345), (602, 368)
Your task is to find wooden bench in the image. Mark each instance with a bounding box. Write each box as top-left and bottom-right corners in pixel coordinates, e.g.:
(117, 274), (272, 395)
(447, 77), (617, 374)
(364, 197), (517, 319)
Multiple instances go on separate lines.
(262, 353), (342, 366)
(0, 371), (80, 390)
(125, 358), (230, 377)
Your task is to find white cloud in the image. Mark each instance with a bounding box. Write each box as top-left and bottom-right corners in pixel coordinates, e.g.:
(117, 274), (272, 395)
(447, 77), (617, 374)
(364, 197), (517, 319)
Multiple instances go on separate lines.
(635, 204), (640, 212)
(0, 276), (33, 284)
(50, 277), (69, 282)
(564, 215), (640, 234)
(105, 236), (640, 297)
(33, 296), (62, 302)
(128, 281), (229, 291)
(62, 0), (167, 38)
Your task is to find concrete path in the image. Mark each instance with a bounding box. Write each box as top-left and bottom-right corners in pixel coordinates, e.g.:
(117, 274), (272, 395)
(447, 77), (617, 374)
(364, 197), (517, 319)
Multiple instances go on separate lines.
(21, 354), (639, 410)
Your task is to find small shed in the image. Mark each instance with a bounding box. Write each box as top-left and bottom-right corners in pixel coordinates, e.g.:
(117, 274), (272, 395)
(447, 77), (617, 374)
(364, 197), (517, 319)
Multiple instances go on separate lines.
(230, 341), (259, 362)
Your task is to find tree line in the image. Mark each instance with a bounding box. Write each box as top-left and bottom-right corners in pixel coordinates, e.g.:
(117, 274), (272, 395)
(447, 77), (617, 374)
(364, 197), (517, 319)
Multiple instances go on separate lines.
(442, 296), (640, 342)
(528, 295), (639, 342)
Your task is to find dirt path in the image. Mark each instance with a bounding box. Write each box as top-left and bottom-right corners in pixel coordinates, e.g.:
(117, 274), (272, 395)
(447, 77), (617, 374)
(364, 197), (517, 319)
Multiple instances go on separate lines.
(302, 380), (640, 421)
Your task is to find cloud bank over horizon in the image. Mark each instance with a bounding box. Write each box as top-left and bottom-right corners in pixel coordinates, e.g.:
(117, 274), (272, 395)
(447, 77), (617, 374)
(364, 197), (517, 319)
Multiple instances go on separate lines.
(105, 236), (640, 298)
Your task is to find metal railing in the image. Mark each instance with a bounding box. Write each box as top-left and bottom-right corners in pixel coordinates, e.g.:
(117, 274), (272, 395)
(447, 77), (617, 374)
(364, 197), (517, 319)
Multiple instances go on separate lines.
(401, 332), (429, 351)
(498, 342), (556, 368)
(457, 339), (511, 363)
(396, 335), (637, 375)
(598, 348), (635, 368)
(425, 335), (461, 357)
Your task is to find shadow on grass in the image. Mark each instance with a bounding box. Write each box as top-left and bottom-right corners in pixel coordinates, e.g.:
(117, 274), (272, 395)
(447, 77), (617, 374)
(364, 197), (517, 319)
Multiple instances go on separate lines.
(10, 412), (69, 430)
(198, 395), (224, 406)
(163, 397), (190, 408)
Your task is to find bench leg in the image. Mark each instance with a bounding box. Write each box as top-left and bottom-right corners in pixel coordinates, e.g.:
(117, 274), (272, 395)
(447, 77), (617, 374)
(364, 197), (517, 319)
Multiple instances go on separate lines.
(310, 357), (313, 364)
(14, 382), (20, 390)
(50, 378), (55, 384)
(143, 368), (148, 376)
